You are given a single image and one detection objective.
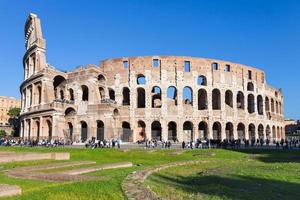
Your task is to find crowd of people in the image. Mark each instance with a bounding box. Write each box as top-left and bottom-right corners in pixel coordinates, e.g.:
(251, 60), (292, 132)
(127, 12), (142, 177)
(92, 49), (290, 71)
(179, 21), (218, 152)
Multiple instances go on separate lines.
(0, 136), (300, 150)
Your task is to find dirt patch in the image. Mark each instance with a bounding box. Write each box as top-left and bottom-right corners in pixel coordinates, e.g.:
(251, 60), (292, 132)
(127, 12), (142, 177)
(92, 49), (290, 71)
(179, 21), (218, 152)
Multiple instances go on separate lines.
(193, 152), (216, 157)
(0, 184), (21, 198)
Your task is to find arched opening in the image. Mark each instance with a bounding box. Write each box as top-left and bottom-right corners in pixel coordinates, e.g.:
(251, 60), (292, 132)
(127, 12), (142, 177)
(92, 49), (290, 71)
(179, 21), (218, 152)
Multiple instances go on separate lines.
(152, 86), (162, 108)
(68, 122), (73, 140)
(258, 124), (264, 139)
(47, 120), (52, 139)
(225, 122), (234, 140)
(272, 126), (276, 141)
(247, 94), (255, 114)
(197, 75), (207, 86)
(97, 120), (104, 141)
(60, 90), (64, 100)
(183, 86), (193, 105)
(121, 122), (133, 142)
(212, 89), (221, 110)
(137, 74), (146, 85)
(212, 62), (218, 70)
(53, 75), (66, 100)
(183, 121), (193, 141)
(99, 87), (105, 101)
(167, 86), (178, 106)
(65, 107), (76, 116)
(237, 123), (245, 140)
(151, 121), (162, 141)
(212, 122), (221, 140)
(248, 124), (256, 141)
(69, 88), (74, 101)
(109, 88), (115, 101)
(237, 91), (244, 109)
(122, 87), (130, 105)
(80, 121), (88, 142)
(279, 102), (282, 114)
(137, 120), (146, 141)
(266, 125), (271, 141)
(277, 126), (280, 139)
(81, 85), (89, 101)
(137, 88), (145, 108)
(225, 90), (233, 108)
(257, 95), (264, 115)
(265, 97), (270, 112)
(271, 99), (275, 112)
(113, 108), (119, 117)
(247, 82), (254, 91)
(198, 89), (207, 110)
(98, 74), (106, 84)
(198, 121), (208, 140)
(37, 86), (42, 104)
(35, 121), (40, 139)
(168, 121), (177, 141)
(276, 101), (279, 113)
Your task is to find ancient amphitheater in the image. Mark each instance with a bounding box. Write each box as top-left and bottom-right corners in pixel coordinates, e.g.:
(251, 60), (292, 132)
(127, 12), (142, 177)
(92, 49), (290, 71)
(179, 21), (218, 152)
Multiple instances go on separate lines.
(20, 14), (285, 143)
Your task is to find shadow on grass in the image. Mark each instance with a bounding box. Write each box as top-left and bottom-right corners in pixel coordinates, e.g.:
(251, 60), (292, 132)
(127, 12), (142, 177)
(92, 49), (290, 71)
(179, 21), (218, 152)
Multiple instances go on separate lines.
(227, 148), (300, 163)
(149, 173), (300, 200)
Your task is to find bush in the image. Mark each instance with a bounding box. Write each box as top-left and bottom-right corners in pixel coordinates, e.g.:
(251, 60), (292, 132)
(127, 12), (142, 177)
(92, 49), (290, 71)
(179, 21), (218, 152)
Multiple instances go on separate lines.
(0, 130), (7, 138)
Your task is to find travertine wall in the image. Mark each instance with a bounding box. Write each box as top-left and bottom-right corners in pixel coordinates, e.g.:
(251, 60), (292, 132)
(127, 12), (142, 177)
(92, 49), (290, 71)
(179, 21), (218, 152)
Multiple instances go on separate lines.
(19, 14), (285, 143)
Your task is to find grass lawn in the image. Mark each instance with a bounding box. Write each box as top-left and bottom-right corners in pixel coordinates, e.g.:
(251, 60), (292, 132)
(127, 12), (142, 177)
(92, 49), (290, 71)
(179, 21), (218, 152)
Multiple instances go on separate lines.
(0, 147), (299, 200)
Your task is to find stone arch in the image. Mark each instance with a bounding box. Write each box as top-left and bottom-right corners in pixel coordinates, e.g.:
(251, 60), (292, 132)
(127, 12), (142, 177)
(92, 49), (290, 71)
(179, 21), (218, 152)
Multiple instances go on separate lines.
(212, 122), (222, 140)
(137, 74), (146, 85)
(167, 86), (178, 106)
(258, 124), (264, 139)
(248, 123), (256, 140)
(152, 86), (162, 108)
(122, 87), (130, 105)
(277, 126), (280, 139)
(183, 86), (193, 105)
(225, 90), (233, 108)
(69, 88), (74, 101)
(108, 88), (115, 101)
(197, 75), (207, 86)
(198, 121), (208, 140)
(81, 85), (89, 101)
(65, 107), (76, 116)
(211, 62), (218, 70)
(80, 121), (88, 142)
(198, 89), (208, 110)
(96, 120), (104, 141)
(271, 99), (275, 112)
(247, 82), (254, 91)
(35, 120), (40, 139)
(67, 122), (73, 140)
(212, 89), (221, 110)
(168, 121), (177, 141)
(113, 108), (120, 117)
(236, 91), (244, 109)
(99, 87), (105, 101)
(279, 102), (282, 114)
(272, 125), (276, 141)
(53, 75), (66, 99)
(98, 74), (106, 84)
(137, 120), (146, 141)
(266, 125), (271, 140)
(121, 121), (132, 142)
(183, 121), (193, 141)
(37, 85), (42, 104)
(151, 121), (162, 141)
(237, 123), (245, 140)
(225, 122), (234, 140)
(46, 120), (52, 139)
(276, 101), (279, 113)
(257, 95), (264, 115)
(137, 87), (145, 108)
(265, 97), (270, 112)
(247, 94), (255, 114)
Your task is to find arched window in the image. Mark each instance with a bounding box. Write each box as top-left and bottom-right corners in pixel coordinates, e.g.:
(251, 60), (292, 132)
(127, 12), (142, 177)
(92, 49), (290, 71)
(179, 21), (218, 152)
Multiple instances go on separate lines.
(65, 107), (76, 116)
(37, 86), (42, 104)
(212, 89), (221, 110)
(99, 87), (105, 100)
(122, 87), (130, 105)
(81, 85), (89, 101)
(265, 97), (270, 112)
(237, 91), (244, 109)
(137, 74), (146, 85)
(183, 86), (193, 105)
(183, 121), (193, 141)
(248, 124), (255, 140)
(247, 94), (255, 114)
(212, 122), (221, 140)
(197, 75), (207, 86)
(266, 125), (271, 140)
(275, 101), (279, 113)
(225, 122), (234, 140)
(98, 74), (106, 84)
(279, 102), (282, 114)
(167, 86), (178, 106)
(137, 88), (145, 108)
(212, 62), (218, 70)
(198, 121), (208, 140)
(247, 82), (254, 91)
(237, 123), (245, 140)
(257, 95), (264, 115)
(69, 88), (74, 101)
(271, 99), (275, 112)
(152, 86), (162, 108)
(168, 121), (177, 141)
(53, 75), (66, 99)
(109, 88), (115, 101)
(198, 89), (207, 110)
(60, 90), (64, 100)
(258, 124), (264, 139)
(151, 121), (162, 141)
(225, 90), (233, 108)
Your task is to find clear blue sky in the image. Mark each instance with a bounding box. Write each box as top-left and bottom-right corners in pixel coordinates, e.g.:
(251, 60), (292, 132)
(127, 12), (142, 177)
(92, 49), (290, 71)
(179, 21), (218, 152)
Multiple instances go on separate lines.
(0, 0), (299, 119)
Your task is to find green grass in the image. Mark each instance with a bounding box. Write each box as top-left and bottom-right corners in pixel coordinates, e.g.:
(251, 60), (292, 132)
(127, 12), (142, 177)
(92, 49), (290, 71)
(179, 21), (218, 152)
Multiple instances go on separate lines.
(0, 147), (299, 200)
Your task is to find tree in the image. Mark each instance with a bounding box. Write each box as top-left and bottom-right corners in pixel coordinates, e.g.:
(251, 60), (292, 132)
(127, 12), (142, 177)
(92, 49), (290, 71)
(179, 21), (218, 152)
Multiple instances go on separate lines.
(0, 130), (7, 138)
(7, 107), (21, 137)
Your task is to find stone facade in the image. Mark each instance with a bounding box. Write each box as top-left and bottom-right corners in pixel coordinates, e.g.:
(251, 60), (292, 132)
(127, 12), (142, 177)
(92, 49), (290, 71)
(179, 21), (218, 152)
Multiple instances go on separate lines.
(0, 96), (21, 126)
(20, 14), (285, 143)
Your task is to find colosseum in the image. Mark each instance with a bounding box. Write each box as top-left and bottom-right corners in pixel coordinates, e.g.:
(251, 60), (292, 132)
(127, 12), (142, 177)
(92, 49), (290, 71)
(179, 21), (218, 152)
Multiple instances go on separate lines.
(20, 13), (285, 144)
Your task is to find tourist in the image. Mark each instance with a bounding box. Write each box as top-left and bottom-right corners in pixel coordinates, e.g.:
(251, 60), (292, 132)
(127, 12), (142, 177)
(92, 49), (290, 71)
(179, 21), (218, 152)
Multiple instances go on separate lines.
(182, 141), (185, 149)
